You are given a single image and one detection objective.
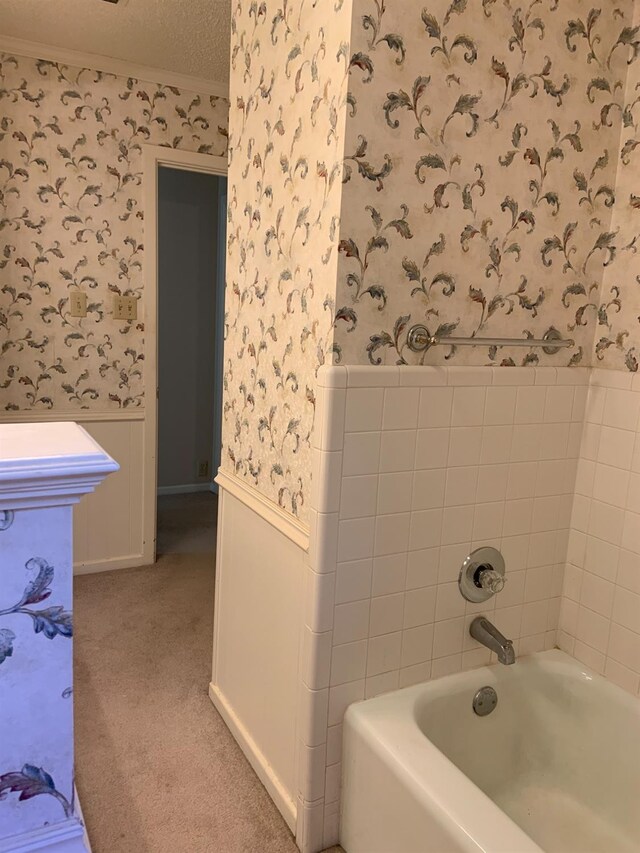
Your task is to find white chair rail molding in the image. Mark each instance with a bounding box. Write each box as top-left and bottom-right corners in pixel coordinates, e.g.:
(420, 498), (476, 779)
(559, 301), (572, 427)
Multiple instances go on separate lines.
(0, 422), (117, 853)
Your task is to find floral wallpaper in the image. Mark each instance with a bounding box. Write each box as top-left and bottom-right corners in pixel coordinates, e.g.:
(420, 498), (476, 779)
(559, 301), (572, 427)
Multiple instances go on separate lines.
(335, 0), (638, 368)
(222, 0), (640, 521)
(4, 3), (640, 530)
(0, 53), (228, 410)
(220, 0), (353, 520)
(596, 0), (640, 370)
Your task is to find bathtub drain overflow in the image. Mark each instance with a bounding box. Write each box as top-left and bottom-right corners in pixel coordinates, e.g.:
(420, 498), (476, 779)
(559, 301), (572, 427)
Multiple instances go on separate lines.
(472, 686), (498, 716)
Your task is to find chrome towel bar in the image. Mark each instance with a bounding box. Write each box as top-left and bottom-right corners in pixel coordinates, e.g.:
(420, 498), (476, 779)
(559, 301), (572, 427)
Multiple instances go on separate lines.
(406, 325), (574, 355)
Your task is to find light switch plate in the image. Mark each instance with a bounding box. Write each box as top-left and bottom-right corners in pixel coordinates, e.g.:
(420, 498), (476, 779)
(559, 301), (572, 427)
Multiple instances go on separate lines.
(113, 295), (137, 321)
(70, 291), (87, 318)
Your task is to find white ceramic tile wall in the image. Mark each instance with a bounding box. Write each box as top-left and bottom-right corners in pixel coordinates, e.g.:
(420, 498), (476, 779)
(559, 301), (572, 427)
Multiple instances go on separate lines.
(558, 368), (640, 699)
(303, 364), (588, 850)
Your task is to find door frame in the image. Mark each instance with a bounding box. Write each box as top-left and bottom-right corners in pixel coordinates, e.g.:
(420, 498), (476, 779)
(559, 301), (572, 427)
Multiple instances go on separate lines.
(210, 179), (228, 495)
(142, 144), (228, 565)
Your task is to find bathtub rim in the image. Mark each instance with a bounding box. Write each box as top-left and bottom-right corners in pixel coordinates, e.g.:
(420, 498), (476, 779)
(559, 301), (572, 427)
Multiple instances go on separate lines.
(344, 699), (542, 853)
(342, 649), (640, 853)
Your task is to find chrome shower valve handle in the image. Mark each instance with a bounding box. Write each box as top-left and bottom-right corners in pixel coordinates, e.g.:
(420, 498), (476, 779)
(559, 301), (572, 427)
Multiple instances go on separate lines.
(458, 546), (507, 603)
(476, 567), (506, 595)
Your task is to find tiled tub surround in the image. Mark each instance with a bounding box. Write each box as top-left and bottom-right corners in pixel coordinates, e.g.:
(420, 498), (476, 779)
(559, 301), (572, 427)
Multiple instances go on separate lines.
(559, 369), (640, 696)
(303, 364), (588, 849)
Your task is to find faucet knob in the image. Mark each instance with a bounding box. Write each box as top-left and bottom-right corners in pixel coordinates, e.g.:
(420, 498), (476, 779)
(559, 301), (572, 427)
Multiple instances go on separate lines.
(459, 547), (507, 603)
(477, 568), (506, 595)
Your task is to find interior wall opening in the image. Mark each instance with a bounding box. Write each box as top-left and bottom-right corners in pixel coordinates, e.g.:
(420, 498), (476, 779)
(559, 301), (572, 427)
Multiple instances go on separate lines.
(156, 165), (227, 557)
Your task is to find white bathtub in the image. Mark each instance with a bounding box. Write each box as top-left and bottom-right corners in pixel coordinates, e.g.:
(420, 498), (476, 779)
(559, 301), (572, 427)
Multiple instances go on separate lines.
(340, 650), (640, 853)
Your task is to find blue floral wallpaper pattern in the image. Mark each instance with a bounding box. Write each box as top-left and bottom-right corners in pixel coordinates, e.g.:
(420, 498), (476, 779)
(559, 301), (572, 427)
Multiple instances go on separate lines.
(599, 0), (640, 370)
(0, 509), (76, 835)
(0, 765), (73, 820)
(221, 0), (354, 519)
(4, 3), (640, 527)
(223, 0), (640, 521)
(0, 54), (228, 410)
(335, 0), (640, 368)
(0, 556), (73, 666)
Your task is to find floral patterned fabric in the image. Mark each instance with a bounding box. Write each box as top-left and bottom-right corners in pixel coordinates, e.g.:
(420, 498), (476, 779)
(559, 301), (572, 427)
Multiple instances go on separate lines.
(0, 54), (228, 410)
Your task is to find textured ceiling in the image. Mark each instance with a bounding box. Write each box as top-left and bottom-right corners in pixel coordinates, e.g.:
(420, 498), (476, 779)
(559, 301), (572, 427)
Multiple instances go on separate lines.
(1, 0), (231, 86)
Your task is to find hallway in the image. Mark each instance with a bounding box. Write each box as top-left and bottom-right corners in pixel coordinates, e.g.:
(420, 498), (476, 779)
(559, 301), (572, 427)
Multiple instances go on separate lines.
(73, 493), (306, 852)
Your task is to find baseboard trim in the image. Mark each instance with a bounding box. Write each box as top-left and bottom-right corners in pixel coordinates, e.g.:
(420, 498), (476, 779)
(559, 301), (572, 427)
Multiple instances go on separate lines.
(0, 816), (87, 853)
(156, 483), (212, 496)
(73, 553), (147, 575)
(208, 681), (297, 834)
(73, 787), (92, 853)
(215, 470), (309, 551)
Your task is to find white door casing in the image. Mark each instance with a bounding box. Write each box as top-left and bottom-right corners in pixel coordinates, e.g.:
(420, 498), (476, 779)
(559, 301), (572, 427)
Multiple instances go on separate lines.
(142, 144), (228, 564)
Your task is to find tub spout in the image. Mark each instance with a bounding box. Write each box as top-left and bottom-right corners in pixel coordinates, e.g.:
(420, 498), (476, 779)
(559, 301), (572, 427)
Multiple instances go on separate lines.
(470, 616), (516, 665)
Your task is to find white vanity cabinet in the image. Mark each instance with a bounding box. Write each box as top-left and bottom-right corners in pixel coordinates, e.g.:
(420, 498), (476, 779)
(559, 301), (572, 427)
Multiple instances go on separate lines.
(0, 423), (117, 853)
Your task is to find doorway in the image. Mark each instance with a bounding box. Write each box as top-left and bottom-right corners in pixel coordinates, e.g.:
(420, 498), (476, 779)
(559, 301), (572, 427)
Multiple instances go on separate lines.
(142, 146), (227, 564)
(155, 167), (226, 555)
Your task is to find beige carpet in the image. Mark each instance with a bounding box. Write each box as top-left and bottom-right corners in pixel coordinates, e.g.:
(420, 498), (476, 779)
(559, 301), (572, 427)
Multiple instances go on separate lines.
(74, 493), (340, 853)
(155, 492), (219, 556)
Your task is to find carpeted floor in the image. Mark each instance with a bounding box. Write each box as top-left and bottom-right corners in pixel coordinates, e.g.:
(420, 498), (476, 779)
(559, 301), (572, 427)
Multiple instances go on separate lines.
(74, 493), (340, 853)
(155, 491), (219, 556)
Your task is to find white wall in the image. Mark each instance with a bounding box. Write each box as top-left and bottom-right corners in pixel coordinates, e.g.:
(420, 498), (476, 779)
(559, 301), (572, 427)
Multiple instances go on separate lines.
(75, 417), (145, 571)
(210, 480), (307, 832)
(559, 368), (640, 694)
(157, 167), (221, 490)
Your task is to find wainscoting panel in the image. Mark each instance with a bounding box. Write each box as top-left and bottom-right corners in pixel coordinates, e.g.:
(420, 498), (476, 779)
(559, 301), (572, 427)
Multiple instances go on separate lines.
(210, 479), (309, 833)
(74, 418), (145, 573)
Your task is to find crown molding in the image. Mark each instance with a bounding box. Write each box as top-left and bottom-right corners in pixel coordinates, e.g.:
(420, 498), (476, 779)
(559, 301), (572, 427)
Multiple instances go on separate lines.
(0, 421), (119, 509)
(0, 409), (145, 423)
(0, 35), (229, 99)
